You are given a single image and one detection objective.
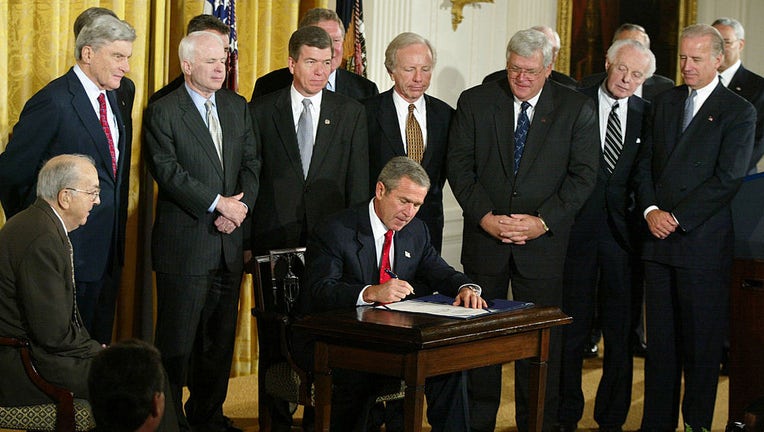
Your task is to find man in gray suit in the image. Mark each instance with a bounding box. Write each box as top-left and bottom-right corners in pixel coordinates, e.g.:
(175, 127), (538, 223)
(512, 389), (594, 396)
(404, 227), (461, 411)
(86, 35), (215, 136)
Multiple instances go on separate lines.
(246, 25), (368, 431)
(448, 28), (599, 432)
(144, 31), (260, 432)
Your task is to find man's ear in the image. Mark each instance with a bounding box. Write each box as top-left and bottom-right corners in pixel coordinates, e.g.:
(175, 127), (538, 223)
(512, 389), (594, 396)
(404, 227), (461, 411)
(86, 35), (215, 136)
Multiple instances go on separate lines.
(57, 190), (71, 210)
(151, 392), (165, 418)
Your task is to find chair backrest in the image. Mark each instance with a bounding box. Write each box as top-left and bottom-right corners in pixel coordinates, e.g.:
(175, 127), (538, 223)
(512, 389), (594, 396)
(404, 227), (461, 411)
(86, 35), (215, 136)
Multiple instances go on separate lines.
(253, 247), (306, 317)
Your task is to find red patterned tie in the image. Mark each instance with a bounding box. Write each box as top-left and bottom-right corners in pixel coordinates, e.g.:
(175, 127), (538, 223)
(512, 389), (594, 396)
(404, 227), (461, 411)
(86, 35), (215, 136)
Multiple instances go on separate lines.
(379, 229), (394, 284)
(97, 93), (117, 177)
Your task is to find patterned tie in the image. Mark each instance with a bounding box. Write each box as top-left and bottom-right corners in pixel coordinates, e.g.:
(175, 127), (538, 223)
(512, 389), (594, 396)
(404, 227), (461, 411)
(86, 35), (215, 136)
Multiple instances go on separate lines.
(514, 101), (531, 174)
(97, 93), (117, 177)
(65, 236), (84, 329)
(205, 99), (223, 165)
(682, 89), (697, 132)
(603, 101), (623, 174)
(297, 99), (314, 178)
(378, 230), (394, 284)
(406, 104), (425, 164)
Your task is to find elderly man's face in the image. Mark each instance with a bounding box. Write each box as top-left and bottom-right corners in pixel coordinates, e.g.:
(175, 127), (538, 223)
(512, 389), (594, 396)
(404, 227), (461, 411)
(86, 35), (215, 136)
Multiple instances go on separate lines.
(81, 40), (133, 91)
(605, 45), (650, 99)
(507, 50), (551, 101)
(389, 43), (433, 103)
(713, 24), (744, 71)
(183, 34), (227, 98)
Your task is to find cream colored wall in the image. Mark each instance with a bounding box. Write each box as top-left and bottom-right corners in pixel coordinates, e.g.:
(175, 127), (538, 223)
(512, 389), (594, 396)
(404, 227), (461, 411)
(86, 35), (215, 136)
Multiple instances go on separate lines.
(356, 0), (762, 267)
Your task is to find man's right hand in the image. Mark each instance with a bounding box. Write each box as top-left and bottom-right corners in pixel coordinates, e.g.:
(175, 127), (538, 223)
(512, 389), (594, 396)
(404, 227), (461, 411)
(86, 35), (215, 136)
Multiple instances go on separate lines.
(215, 192), (247, 226)
(363, 279), (415, 304)
(645, 208), (678, 239)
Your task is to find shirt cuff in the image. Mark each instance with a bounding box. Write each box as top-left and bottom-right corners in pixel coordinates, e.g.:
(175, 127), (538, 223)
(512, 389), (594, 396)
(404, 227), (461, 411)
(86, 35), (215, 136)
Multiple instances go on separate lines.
(643, 205), (659, 219)
(208, 194), (221, 213)
(358, 285), (374, 306)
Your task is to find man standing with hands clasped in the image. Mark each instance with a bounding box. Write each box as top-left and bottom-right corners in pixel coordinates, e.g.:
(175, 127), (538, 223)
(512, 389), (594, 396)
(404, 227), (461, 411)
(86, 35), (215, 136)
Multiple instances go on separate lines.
(144, 30), (260, 432)
(634, 24), (755, 432)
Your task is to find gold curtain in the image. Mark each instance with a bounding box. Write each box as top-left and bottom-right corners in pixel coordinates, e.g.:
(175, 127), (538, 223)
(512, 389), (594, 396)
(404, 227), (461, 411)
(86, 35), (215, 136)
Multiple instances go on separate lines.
(0, 0), (326, 377)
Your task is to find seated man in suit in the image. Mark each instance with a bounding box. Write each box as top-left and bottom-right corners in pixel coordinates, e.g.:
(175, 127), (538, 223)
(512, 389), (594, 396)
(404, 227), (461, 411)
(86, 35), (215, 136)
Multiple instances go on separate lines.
(89, 339), (166, 432)
(295, 156), (486, 432)
(251, 8), (378, 101)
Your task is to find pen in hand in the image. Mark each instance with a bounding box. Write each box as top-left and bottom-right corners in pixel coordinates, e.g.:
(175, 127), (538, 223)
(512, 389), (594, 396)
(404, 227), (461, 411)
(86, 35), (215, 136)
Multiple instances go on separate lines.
(385, 269), (414, 295)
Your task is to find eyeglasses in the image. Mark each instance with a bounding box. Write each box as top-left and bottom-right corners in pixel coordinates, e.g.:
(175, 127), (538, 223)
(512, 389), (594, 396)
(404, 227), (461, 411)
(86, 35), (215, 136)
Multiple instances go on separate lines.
(723, 39), (739, 46)
(65, 188), (100, 202)
(508, 66), (545, 80)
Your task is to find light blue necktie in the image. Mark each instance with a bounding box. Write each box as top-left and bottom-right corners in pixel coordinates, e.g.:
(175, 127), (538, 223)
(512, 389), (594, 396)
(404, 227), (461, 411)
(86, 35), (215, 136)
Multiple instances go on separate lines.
(682, 89), (697, 132)
(514, 101), (531, 174)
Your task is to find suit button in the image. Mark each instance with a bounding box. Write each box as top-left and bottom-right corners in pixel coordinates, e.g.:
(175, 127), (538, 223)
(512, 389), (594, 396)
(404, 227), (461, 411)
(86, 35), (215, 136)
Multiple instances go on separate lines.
(680, 186), (687, 192)
(512, 191), (519, 197)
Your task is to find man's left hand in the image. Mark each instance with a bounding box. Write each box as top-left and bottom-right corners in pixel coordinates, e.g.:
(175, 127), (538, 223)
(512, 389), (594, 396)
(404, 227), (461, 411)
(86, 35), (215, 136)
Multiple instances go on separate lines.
(453, 287), (487, 309)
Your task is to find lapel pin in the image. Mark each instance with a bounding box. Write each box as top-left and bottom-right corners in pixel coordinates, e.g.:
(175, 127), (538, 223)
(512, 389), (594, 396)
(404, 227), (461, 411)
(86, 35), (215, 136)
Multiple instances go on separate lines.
(736, 86), (742, 92)
(708, 116), (714, 122)
(404, 251), (411, 258)
(324, 119), (331, 125)
(636, 138), (641, 143)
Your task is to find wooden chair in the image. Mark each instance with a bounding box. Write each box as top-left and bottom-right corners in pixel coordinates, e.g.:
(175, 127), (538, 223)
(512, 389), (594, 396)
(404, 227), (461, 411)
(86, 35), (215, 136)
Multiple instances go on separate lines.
(249, 248), (404, 431)
(0, 337), (96, 432)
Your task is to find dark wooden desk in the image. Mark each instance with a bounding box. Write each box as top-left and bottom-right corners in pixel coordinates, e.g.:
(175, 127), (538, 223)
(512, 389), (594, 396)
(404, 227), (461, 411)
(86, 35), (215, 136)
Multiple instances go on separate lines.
(293, 306), (571, 432)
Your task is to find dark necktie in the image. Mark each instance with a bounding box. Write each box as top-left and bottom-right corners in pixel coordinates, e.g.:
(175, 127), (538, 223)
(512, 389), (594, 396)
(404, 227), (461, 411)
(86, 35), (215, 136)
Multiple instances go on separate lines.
(378, 230), (394, 284)
(603, 101), (623, 174)
(297, 99), (314, 178)
(406, 104), (425, 164)
(682, 89), (697, 132)
(205, 99), (223, 165)
(65, 236), (84, 329)
(97, 93), (117, 177)
(514, 101), (531, 174)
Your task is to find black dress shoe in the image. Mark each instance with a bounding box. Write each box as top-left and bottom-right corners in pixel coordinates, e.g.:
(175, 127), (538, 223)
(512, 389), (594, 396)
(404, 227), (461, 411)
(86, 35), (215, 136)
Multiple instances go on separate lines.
(583, 341), (599, 358)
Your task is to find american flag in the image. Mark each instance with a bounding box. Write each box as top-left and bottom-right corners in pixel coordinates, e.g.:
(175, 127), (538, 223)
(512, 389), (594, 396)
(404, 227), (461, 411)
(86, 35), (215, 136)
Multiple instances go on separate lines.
(336, 0), (368, 77)
(204, 0), (238, 92)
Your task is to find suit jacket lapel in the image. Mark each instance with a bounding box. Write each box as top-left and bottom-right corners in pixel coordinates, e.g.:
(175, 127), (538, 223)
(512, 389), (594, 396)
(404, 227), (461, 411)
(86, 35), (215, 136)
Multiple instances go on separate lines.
(355, 208), (378, 283)
(178, 89), (224, 180)
(379, 92), (406, 158)
(613, 95), (645, 178)
(309, 91), (340, 182)
(67, 70), (114, 179)
(494, 81), (515, 177)
(517, 82), (555, 177)
(422, 94), (444, 168)
(273, 89), (305, 181)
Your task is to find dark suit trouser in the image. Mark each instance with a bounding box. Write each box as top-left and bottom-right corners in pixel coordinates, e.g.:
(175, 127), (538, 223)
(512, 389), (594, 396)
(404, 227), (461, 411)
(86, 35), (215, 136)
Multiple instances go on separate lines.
(331, 369), (469, 432)
(155, 268), (241, 432)
(559, 220), (634, 428)
(76, 253), (120, 345)
(641, 261), (728, 432)
(466, 257), (563, 432)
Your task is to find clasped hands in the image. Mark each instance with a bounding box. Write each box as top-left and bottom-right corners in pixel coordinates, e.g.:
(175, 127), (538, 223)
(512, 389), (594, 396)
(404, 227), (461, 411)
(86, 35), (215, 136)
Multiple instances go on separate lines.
(645, 208), (678, 239)
(214, 192), (247, 235)
(363, 279), (487, 309)
(480, 212), (547, 244)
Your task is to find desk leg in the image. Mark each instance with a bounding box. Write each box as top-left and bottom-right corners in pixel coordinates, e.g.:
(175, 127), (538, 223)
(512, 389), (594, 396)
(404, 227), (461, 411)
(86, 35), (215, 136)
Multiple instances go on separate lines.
(313, 342), (332, 432)
(528, 328), (550, 432)
(403, 353), (425, 432)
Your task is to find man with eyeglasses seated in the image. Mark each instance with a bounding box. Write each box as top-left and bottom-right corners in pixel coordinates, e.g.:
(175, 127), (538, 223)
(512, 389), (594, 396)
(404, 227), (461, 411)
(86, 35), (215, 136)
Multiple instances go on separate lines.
(448, 28), (599, 432)
(0, 154), (104, 407)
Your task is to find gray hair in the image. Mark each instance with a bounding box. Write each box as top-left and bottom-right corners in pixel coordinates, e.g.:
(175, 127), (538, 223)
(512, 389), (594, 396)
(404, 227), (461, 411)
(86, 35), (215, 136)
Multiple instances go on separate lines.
(288, 26), (332, 61)
(606, 39), (656, 79)
(299, 8), (345, 36)
(37, 154), (96, 201)
(378, 157), (430, 192)
(712, 17), (745, 40)
(384, 32), (437, 72)
(75, 14), (136, 60)
(681, 24), (724, 58)
(179, 30), (225, 64)
(507, 28), (553, 67)
(613, 23), (650, 48)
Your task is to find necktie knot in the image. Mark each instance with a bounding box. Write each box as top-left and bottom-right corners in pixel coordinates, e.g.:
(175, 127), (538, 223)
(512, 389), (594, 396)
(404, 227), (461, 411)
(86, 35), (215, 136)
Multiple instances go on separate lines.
(408, 103), (415, 114)
(611, 101), (619, 112)
(520, 101), (530, 112)
(302, 98), (312, 110)
(385, 229), (394, 242)
(379, 229), (394, 284)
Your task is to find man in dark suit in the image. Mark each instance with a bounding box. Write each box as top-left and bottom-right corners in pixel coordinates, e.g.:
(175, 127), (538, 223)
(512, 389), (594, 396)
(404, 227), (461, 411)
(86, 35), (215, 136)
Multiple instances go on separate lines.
(143, 31), (260, 432)
(578, 23), (675, 101)
(148, 14), (231, 104)
(713, 17), (764, 172)
(483, 25), (577, 88)
(295, 156), (485, 432)
(0, 15), (135, 345)
(246, 25), (368, 431)
(448, 28), (599, 432)
(0, 155), (103, 405)
(633, 24), (755, 432)
(364, 32), (452, 253)
(557, 39), (654, 432)
(250, 8), (378, 101)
